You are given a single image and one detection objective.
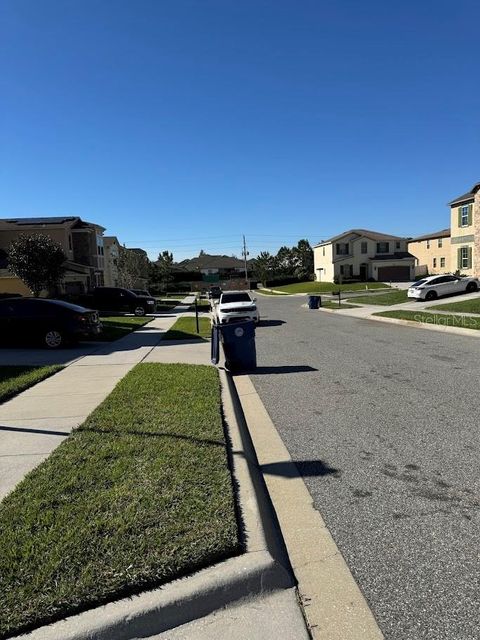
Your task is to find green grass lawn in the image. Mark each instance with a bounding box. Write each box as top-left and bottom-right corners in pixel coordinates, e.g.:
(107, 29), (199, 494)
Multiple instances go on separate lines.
(346, 290), (409, 306)
(374, 310), (480, 330)
(0, 366), (62, 404)
(95, 316), (152, 341)
(321, 300), (359, 310)
(0, 363), (240, 638)
(271, 281), (390, 294)
(427, 298), (480, 314)
(163, 316), (211, 341)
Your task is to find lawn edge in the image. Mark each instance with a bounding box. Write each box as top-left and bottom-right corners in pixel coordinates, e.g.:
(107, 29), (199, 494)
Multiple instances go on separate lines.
(0, 365), (63, 405)
(17, 369), (293, 640)
(370, 313), (480, 337)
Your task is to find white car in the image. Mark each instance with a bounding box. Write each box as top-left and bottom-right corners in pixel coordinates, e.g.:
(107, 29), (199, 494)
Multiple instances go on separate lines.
(407, 274), (479, 301)
(215, 291), (259, 324)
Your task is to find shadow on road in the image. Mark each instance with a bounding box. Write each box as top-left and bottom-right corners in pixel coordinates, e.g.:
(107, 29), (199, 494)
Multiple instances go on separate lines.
(252, 365), (318, 374)
(261, 459), (341, 478)
(258, 319), (286, 327)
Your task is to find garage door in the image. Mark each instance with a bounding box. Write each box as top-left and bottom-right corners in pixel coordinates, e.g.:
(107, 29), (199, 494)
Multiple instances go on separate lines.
(377, 266), (411, 282)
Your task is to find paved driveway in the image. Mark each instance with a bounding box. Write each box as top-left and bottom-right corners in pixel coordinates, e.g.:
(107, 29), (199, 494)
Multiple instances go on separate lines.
(251, 296), (479, 640)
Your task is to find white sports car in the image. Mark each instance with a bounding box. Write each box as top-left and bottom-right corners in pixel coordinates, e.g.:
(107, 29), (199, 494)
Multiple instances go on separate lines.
(407, 275), (479, 301)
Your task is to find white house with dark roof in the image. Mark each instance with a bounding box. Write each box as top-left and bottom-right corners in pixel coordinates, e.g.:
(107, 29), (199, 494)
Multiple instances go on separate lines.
(313, 229), (415, 283)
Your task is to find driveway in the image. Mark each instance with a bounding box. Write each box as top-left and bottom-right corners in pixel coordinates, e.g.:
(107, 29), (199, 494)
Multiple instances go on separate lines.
(251, 295), (479, 640)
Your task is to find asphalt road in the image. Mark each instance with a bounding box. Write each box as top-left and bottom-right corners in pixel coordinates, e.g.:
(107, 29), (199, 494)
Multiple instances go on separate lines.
(250, 295), (480, 640)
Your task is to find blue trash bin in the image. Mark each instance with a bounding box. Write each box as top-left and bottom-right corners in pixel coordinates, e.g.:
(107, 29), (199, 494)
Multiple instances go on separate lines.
(308, 295), (320, 309)
(212, 320), (257, 372)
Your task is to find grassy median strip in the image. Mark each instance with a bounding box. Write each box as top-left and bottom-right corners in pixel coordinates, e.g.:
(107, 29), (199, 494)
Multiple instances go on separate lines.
(0, 363), (240, 639)
(374, 310), (480, 330)
(163, 316), (211, 341)
(0, 365), (62, 404)
(347, 290), (408, 305)
(95, 316), (152, 341)
(427, 298), (480, 314)
(271, 281), (389, 294)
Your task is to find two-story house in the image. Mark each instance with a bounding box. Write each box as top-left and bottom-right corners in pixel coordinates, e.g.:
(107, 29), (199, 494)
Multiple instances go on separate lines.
(0, 216), (106, 295)
(407, 229), (451, 276)
(313, 229), (415, 283)
(448, 182), (480, 276)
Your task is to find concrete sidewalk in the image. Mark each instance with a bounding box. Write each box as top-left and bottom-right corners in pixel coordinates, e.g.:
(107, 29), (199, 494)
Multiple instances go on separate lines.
(7, 327), (309, 640)
(0, 315), (178, 501)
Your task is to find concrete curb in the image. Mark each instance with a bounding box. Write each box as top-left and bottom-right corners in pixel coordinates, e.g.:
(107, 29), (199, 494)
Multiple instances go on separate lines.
(233, 374), (384, 640)
(18, 369), (293, 640)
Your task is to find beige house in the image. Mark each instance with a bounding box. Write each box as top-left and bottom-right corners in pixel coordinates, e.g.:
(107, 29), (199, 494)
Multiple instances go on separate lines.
(408, 229), (451, 276)
(0, 216), (106, 295)
(313, 229), (415, 283)
(448, 182), (480, 276)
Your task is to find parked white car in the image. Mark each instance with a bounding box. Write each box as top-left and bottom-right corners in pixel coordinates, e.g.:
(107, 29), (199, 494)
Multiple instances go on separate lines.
(407, 275), (479, 301)
(215, 291), (259, 324)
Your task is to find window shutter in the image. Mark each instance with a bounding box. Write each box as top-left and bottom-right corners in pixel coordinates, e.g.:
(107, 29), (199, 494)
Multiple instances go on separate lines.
(458, 248), (462, 270)
(468, 246), (473, 269)
(458, 207), (462, 226)
(468, 204), (473, 226)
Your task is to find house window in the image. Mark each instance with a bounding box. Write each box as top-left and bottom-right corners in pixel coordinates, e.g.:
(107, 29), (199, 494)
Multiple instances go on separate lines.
(336, 243), (349, 255)
(460, 205), (470, 227)
(361, 242), (368, 254)
(376, 242), (389, 254)
(433, 258), (437, 268)
(322, 247), (325, 256)
(460, 247), (470, 269)
(440, 257), (445, 268)
(426, 240), (430, 249)
(68, 235), (73, 251)
(395, 241), (401, 250)
(438, 238), (443, 248)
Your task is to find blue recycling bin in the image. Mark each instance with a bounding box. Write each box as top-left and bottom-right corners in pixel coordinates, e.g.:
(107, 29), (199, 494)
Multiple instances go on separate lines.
(211, 320), (257, 372)
(308, 295), (321, 309)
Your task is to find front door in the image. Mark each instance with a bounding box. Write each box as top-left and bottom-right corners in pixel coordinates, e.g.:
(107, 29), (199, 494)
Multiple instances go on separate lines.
(360, 264), (367, 281)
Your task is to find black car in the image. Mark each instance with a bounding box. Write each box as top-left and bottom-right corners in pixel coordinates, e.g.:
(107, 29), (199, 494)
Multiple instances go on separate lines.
(90, 287), (156, 316)
(0, 298), (101, 349)
(208, 286), (223, 301)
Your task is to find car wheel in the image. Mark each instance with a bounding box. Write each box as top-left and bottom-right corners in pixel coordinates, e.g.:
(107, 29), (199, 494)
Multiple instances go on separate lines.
(425, 291), (437, 301)
(466, 282), (478, 293)
(44, 329), (64, 349)
(134, 306), (146, 316)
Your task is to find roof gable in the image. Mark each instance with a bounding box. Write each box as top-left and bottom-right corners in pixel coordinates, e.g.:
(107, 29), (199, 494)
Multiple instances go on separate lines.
(449, 182), (480, 206)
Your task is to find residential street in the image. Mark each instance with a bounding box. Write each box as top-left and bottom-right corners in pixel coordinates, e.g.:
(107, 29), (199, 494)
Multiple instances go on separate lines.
(251, 295), (480, 640)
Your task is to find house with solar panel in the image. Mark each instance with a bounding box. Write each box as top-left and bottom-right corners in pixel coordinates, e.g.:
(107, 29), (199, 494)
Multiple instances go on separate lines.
(0, 216), (106, 296)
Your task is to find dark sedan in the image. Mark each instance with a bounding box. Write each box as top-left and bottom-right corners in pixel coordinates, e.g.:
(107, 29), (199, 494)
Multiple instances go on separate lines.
(0, 298), (101, 349)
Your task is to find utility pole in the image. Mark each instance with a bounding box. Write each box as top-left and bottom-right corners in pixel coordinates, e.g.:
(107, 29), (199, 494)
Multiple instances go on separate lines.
(242, 235), (249, 285)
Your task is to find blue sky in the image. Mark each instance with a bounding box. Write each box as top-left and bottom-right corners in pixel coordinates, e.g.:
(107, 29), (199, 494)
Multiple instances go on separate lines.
(1, 0), (479, 260)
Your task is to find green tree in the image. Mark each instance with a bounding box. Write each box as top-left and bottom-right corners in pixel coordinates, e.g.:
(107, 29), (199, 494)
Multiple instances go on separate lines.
(117, 246), (150, 289)
(275, 245), (295, 275)
(253, 251), (276, 285)
(7, 233), (66, 297)
(156, 250), (175, 291)
(292, 239), (314, 281)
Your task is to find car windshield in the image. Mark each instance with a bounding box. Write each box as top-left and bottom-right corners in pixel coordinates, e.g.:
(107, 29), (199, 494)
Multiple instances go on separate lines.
(221, 293), (251, 303)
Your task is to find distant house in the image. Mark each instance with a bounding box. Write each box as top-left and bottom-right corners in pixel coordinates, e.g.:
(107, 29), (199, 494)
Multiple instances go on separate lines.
(408, 229), (451, 276)
(313, 229), (415, 283)
(176, 253), (251, 283)
(0, 216), (106, 295)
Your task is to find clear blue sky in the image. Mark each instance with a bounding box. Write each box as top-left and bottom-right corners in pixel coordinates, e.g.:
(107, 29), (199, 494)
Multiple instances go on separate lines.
(1, 0), (479, 260)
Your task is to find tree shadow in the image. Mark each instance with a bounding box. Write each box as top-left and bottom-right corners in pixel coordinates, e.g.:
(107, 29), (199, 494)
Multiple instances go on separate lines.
(258, 319), (286, 327)
(252, 365), (318, 374)
(261, 459), (341, 478)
